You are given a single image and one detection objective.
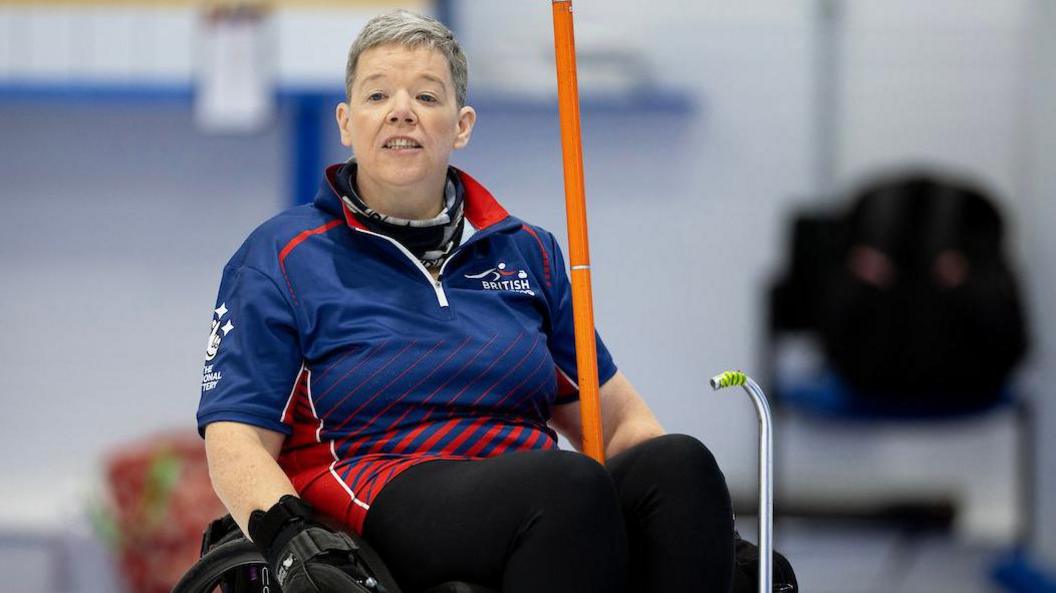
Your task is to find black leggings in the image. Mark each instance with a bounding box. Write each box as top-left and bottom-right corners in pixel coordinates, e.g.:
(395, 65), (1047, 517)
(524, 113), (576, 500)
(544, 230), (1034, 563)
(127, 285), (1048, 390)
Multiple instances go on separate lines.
(362, 434), (735, 593)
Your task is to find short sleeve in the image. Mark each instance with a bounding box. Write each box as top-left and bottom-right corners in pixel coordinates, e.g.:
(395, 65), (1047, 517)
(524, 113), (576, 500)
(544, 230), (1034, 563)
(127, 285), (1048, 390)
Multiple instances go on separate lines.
(196, 265), (303, 436)
(542, 232), (618, 405)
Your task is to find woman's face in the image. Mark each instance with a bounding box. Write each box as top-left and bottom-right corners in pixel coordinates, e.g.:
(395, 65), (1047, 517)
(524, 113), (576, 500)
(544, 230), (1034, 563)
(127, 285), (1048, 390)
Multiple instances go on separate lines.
(336, 44), (475, 195)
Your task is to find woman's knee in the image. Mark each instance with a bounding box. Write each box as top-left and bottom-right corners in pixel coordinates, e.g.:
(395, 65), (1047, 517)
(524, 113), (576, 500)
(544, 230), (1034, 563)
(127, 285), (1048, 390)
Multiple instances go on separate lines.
(519, 450), (621, 514)
(653, 434), (723, 477)
(611, 434), (732, 510)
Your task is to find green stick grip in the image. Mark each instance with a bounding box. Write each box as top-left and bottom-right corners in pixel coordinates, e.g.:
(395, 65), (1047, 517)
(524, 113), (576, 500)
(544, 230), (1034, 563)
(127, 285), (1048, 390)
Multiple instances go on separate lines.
(710, 370), (747, 389)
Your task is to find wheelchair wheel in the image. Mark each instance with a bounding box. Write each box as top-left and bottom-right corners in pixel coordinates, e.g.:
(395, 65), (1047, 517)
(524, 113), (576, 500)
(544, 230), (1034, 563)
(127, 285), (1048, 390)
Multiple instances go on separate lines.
(171, 537), (269, 593)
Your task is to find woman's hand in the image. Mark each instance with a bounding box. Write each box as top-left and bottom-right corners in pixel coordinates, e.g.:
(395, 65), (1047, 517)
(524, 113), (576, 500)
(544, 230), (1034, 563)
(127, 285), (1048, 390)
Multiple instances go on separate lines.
(549, 371), (665, 458)
(204, 421), (298, 538)
(249, 496), (385, 593)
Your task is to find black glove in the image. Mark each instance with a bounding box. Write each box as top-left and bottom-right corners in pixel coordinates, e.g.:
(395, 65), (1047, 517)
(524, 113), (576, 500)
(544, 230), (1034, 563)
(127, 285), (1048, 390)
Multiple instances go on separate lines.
(248, 495), (389, 593)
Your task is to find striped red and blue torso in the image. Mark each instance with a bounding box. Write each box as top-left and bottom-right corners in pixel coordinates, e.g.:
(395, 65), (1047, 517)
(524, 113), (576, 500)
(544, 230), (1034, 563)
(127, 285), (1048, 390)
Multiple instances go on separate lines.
(197, 166), (616, 532)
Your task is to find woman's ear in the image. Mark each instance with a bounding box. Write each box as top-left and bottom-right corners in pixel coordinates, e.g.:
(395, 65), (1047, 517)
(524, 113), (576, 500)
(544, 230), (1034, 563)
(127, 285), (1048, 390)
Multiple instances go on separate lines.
(453, 105), (477, 149)
(336, 102), (353, 147)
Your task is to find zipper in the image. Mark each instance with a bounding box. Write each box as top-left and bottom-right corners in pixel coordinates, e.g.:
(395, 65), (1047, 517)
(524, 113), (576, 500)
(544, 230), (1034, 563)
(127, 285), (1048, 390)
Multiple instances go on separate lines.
(437, 248), (463, 288)
(353, 227), (452, 307)
(352, 221), (502, 309)
(434, 228), (490, 296)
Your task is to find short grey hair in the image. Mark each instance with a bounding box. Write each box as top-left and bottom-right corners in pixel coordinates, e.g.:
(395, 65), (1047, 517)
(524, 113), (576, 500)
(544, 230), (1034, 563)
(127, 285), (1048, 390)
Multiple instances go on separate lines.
(345, 9), (468, 108)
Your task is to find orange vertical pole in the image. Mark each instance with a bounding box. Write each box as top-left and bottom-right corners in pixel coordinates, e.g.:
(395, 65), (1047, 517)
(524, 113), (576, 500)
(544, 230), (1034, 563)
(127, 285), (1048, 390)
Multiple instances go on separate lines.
(551, 0), (605, 463)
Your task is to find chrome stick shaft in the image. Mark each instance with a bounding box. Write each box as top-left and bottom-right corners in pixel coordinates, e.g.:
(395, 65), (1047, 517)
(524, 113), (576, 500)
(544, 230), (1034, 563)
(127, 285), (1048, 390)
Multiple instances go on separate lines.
(710, 372), (773, 593)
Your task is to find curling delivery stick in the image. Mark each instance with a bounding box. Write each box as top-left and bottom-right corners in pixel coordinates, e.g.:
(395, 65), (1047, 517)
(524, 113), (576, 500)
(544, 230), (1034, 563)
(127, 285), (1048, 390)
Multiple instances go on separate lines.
(710, 371), (775, 593)
(551, 0), (605, 463)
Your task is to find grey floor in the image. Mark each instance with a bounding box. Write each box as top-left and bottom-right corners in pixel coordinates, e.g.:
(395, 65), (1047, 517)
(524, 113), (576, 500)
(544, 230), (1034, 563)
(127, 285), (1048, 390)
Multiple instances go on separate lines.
(2, 519), (1013, 593)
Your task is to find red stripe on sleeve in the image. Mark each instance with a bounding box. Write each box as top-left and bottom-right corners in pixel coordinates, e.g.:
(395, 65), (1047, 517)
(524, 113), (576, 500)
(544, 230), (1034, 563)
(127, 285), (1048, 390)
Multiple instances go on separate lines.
(556, 367), (578, 396)
(278, 219), (344, 302)
(279, 219), (344, 267)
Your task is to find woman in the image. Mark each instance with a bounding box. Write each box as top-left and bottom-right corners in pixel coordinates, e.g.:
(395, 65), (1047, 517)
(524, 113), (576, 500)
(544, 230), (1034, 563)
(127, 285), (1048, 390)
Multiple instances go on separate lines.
(198, 10), (734, 593)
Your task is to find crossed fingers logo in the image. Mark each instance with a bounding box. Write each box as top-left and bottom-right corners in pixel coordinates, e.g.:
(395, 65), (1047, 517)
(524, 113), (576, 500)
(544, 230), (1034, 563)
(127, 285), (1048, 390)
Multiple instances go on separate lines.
(205, 303), (235, 361)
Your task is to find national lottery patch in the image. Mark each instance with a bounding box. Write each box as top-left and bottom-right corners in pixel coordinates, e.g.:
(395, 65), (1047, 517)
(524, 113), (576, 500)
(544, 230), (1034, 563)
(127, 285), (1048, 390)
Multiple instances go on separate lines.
(202, 303), (234, 392)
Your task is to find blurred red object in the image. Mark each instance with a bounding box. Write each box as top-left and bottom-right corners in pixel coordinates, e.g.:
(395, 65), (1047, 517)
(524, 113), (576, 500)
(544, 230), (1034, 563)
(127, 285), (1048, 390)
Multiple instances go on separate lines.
(102, 431), (226, 593)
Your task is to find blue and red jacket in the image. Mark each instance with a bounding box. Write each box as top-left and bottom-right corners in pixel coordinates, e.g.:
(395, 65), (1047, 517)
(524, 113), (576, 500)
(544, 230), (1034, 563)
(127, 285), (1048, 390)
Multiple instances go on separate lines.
(197, 165), (617, 532)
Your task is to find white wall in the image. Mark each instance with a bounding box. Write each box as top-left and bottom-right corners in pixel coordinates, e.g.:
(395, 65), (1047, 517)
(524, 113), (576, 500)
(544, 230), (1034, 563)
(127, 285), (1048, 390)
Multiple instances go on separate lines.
(0, 103), (286, 526)
(835, 0), (1029, 208)
(1020, 0), (1056, 565)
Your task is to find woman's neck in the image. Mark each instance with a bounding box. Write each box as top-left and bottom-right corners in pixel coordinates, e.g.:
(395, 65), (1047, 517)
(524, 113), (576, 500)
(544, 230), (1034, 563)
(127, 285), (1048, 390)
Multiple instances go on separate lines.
(355, 169), (447, 220)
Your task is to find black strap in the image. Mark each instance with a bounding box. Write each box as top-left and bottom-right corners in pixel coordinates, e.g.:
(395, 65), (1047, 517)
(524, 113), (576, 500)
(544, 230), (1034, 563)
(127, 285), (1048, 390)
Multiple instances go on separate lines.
(276, 527), (360, 586)
(284, 527), (359, 564)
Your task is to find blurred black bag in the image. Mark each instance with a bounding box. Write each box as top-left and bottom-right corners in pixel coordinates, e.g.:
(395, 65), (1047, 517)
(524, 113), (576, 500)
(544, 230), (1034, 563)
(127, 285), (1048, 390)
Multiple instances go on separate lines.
(772, 172), (1029, 413)
(732, 534), (798, 593)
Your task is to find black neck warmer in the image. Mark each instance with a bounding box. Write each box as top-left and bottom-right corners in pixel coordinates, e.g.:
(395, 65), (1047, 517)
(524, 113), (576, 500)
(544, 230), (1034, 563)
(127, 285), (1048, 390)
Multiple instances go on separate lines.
(334, 161), (466, 269)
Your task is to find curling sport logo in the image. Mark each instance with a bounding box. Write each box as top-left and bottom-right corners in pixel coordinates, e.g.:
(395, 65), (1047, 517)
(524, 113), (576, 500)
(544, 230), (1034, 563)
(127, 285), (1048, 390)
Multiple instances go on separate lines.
(464, 262), (535, 295)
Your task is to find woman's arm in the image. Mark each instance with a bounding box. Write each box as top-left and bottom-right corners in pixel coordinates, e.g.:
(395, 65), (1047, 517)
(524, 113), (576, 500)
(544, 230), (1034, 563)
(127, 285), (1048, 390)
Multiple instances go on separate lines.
(204, 421), (298, 538)
(549, 371), (665, 458)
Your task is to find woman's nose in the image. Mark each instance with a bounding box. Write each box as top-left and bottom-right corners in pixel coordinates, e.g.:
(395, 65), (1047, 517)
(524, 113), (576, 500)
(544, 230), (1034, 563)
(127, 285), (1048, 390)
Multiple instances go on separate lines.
(387, 92), (417, 125)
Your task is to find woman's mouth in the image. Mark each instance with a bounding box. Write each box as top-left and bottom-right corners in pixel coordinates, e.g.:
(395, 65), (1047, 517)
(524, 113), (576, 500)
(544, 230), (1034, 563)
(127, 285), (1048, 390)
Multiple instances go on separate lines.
(384, 138), (422, 151)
